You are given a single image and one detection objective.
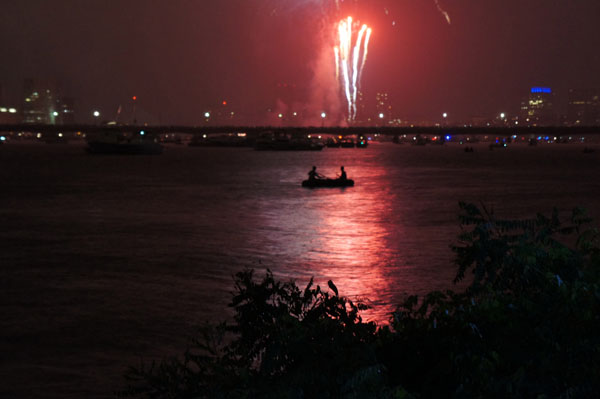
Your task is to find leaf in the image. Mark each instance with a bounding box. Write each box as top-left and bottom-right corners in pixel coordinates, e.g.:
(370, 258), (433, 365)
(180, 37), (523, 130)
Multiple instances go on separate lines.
(328, 280), (339, 296)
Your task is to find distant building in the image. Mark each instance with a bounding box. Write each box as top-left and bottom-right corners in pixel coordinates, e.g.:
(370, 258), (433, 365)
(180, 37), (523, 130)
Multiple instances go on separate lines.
(22, 79), (75, 125)
(56, 97), (76, 125)
(567, 88), (600, 125)
(520, 87), (556, 126)
(375, 92), (392, 125)
(23, 79), (57, 124)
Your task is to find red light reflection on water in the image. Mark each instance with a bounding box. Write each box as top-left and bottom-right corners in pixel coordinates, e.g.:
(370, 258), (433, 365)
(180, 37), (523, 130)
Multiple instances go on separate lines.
(298, 166), (401, 324)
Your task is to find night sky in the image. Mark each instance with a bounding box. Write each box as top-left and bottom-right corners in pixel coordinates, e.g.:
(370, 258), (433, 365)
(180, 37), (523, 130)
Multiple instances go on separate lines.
(1, 0), (599, 125)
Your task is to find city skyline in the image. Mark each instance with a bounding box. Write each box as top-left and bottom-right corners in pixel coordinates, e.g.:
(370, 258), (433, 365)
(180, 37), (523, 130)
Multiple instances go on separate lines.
(1, 1), (599, 125)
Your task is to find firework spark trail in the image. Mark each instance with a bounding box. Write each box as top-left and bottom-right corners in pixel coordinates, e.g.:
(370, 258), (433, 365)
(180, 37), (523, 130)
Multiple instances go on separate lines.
(434, 0), (451, 24)
(334, 16), (371, 122)
(358, 27), (371, 87)
(337, 17), (353, 119)
(351, 24), (367, 119)
(334, 46), (340, 81)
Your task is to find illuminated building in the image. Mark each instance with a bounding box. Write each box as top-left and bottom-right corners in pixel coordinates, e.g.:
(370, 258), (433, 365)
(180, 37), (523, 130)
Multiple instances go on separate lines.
(22, 79), (76, 125)
(520, 87), (556, 126)
(567, 88), (600, 125)
(56, 97), (76, 124)
(23, 79), (58, 124)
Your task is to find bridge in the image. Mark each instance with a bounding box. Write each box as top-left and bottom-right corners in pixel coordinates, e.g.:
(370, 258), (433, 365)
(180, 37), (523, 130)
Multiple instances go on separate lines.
(1, 123), (599, 137)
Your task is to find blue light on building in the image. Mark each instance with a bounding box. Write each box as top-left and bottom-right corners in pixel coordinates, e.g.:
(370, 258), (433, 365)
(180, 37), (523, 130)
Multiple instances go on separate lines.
(531, 87), (552, 94)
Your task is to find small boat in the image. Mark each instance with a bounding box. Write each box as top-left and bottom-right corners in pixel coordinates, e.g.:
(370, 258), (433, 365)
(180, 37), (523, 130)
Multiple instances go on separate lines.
(301, 178), (354, 188)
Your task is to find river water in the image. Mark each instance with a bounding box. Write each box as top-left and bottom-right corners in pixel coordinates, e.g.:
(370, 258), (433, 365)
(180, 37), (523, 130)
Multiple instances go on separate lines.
(1, 140), (599, 397)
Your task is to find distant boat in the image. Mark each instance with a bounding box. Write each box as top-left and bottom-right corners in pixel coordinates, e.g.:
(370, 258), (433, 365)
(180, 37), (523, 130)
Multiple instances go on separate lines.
(254, 132), (323, 151)
(489, 142), (507, 150)
(86, 130), (163, 155)
(188, 133), (250, 147)
(340, 138), (355, 148)
(412, 136), (429, 146)
(356, 135), (368, 148)
(301, 178), (354, 188)
(326, 137), (341, 148)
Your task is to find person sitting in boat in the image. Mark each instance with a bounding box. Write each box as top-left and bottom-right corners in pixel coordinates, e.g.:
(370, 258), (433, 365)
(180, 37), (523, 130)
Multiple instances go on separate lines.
(308, 166), (323, 180)
(338, 166), (347, 180)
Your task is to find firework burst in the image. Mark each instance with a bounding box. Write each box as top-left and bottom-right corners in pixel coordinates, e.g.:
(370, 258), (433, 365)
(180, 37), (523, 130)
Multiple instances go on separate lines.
(334, 16), (372, 122)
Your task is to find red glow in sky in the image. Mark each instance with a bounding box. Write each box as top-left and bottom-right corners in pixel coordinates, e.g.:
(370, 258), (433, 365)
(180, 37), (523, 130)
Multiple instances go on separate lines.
(0, 0), (599, 124)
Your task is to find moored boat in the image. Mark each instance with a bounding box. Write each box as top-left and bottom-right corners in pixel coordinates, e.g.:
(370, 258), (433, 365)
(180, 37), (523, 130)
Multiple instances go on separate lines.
(255, 132), (323, 151)
(340, 138), (355, 148)
(356, 134), (368, 148)
(326, 137), (341, 148)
